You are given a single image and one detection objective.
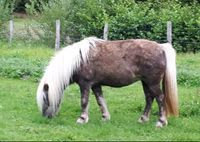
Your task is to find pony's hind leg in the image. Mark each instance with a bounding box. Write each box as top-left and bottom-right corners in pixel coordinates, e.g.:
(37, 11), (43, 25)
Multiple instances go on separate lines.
(92, 85), (110, 121)
(155, 89), (168, 127)
(76, 84), (90, 124)
(138, 81), (154, 123)
(149, 84), (168, 127)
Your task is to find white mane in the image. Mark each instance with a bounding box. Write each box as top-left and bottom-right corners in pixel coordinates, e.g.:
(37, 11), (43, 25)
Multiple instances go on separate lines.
(36, 37), (103, 114)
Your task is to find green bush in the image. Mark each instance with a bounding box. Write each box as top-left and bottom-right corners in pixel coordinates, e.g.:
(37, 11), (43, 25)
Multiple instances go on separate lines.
(29, 0), (200, 52)
(0, 0), (12, 37)
(29, 0), (109, 46)
(108, 1), (200, 52)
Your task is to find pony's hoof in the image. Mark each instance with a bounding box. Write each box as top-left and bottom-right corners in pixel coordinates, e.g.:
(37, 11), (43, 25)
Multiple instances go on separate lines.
(102, 115), (110, 121)
(156, 120), (168, 128)
(138, 115), (149, 123)
(76, 117), (89, 124)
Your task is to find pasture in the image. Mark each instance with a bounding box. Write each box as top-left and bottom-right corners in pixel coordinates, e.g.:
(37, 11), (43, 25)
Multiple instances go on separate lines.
(0, 40), (200, 141)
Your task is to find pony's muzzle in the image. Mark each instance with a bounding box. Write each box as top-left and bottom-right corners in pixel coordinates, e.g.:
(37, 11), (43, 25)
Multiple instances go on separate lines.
(42, 106), (54, 119)
(42, 111), (53, 118)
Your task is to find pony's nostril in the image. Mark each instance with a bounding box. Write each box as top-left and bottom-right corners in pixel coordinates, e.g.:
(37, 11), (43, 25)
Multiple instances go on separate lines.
(47, 114), (52, 119)
(43, 111), (53, 119)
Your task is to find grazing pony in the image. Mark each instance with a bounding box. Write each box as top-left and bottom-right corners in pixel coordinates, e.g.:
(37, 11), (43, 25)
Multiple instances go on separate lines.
(36, 37), (178, 127)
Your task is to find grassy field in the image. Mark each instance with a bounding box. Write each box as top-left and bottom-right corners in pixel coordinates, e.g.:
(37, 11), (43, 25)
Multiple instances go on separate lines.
(0, 78), (200, 141)
(0, 40), (200, 140)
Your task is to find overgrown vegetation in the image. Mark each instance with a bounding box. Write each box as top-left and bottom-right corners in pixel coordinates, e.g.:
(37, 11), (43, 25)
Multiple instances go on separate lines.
(0, 40), (200, 87)
(0, 0), (12, 37)
(0, 40), (53, 81)
(27, 0), (200, 52)
(1, 0), (200, 52)
(0, 57), (45, 81)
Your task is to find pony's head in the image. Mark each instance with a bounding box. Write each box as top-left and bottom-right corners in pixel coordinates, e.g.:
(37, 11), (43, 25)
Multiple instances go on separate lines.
(36, 80), (62, 118)
(36, 37), (100, 118)
(38, 83), (53, 118)
(36, 52), (66, 118)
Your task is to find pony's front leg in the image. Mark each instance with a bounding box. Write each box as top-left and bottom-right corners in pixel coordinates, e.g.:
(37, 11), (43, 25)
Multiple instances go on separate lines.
(92, 85), (110, 121)
(76, 85), (90, 124)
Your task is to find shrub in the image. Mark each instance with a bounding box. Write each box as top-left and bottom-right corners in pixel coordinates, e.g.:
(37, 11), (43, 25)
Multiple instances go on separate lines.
(30, 0), (200, 52)
(28, 0), (108, 46)
(0, 0), (12, 38)
(109, 1), (200, 52)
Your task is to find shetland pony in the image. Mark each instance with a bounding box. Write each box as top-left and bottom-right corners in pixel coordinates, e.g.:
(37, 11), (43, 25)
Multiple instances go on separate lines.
(36, 37), (178, 127)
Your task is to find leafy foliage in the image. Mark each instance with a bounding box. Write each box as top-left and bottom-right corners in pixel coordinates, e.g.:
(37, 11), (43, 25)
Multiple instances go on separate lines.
(0, 0), (12, 33)
(28, 0), (200, 52)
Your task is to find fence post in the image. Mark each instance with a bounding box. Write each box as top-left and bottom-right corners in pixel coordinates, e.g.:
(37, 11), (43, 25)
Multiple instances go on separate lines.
(103, 22), (109, 40)
(55, 19), (60, 51)
(167, 21), (172, 44)
(9, 20), (14, 44)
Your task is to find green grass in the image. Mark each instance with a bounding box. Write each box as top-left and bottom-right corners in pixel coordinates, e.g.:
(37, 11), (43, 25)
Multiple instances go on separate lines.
(0, 40), (200, 140)
(176, 53), (200, 87)
(0, 78), (200, 141)
(177, 53), (200, 73)
(0, 40), (53, 60)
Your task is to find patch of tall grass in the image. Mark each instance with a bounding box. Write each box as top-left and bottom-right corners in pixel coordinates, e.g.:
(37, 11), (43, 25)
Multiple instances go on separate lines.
(0, 41), (200, 87)
(0, 40), (53, 81)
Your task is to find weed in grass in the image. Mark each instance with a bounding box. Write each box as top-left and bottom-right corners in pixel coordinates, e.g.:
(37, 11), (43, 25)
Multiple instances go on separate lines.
(0, 57), (47, 81)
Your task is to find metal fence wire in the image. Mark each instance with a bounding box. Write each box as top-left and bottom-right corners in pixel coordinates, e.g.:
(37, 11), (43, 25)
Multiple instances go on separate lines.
(0, 20), (200, 53)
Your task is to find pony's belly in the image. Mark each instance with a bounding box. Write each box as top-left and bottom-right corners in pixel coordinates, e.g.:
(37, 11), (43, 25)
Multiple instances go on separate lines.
(100, 74), (139, 87)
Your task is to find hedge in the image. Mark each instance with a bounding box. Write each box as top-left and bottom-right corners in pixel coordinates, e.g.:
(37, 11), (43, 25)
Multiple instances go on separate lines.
(1, 0), (200, 52)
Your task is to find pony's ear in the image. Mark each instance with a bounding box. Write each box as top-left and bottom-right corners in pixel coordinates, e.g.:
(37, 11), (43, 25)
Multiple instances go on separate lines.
(43, 83), (49, 92)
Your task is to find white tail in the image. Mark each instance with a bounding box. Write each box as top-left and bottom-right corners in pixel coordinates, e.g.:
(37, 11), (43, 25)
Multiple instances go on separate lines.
(160, 43), (179, 117)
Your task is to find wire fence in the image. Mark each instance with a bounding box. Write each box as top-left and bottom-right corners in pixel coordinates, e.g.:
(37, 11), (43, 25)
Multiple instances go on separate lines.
(0, 19), (200, 53)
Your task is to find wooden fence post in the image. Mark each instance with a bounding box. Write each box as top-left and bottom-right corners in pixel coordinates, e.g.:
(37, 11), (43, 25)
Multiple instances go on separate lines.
(55, 20), (60, 51)
(167, 21), (172, 44)
(9, 20), (14, 44)
(103, 22), (109, 40)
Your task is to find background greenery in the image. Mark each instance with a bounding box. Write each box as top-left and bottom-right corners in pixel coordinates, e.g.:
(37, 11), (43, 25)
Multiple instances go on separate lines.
(0, 0), (200, 52)
(35, 0), (200, 52)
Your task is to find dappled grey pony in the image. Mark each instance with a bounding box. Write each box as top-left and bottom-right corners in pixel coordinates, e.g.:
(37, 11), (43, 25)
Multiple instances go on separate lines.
(37, 37), (178, 127)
